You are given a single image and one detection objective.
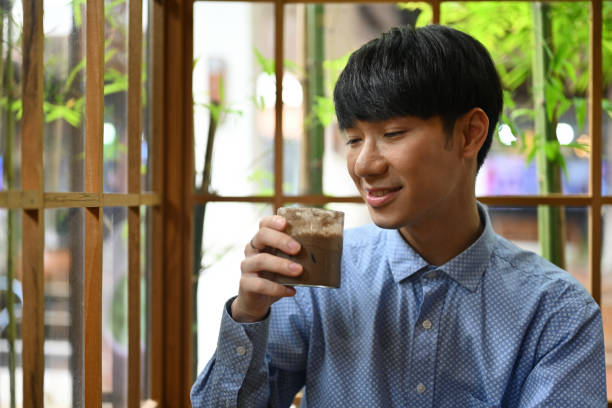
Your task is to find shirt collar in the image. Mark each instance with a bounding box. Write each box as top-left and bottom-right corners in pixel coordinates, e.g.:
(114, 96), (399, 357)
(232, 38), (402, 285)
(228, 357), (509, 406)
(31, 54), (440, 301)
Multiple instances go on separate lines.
(385, 202), (496, 292)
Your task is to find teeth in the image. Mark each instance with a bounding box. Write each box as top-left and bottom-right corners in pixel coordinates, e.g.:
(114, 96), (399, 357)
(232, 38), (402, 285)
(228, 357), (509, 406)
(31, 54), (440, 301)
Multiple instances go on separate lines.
(371, 189), (391, 197)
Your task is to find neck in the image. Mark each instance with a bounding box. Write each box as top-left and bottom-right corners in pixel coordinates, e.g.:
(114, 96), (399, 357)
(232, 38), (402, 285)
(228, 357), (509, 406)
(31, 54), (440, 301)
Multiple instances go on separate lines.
(398, 197), (483, 266)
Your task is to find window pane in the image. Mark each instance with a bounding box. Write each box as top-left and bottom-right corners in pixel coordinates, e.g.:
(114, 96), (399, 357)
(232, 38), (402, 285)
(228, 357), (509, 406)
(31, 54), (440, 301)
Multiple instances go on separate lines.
(195, 202), (273, 372)
(44, 208), (84, 408)
(104, 0), (129, 194)
(0, 2), (22, 191)
(441, 2), (590, 196)
(193, 2), (275, 197)
(43, 0), (86, 192)
(487, 206), (588, 288)
(325, 203), (370, 229)
(603, 2), (612, 195)
(601, 206), (612, 398)
(102, 207), (128, 407)
(283, 3), (432, 197)
(0, 210), (22, 408)
(142, 0), (152, 192)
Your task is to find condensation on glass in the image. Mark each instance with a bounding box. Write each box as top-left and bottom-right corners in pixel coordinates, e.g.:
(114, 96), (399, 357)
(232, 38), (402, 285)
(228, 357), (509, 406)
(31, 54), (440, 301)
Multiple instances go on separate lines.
(0, 210), (23, 408)
(102, 207), (129, 406)
(103, 0), (129, 194)
(43, 0), (86, 192)
(194, 203), (273, 372)
(44, 208), (85, 408)
(193, 2), (275, 197)
(441, 2), (592, 196)
(282, 3), (433, 197)
(0, 1), (22, 191)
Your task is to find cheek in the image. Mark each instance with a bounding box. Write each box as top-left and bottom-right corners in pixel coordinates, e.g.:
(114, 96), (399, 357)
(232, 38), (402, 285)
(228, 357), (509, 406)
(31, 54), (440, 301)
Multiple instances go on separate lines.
(346, 153), (357, 178)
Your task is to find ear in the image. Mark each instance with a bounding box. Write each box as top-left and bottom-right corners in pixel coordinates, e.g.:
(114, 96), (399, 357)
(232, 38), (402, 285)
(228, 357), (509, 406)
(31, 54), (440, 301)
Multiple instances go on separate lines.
(457, 108), (489, 161)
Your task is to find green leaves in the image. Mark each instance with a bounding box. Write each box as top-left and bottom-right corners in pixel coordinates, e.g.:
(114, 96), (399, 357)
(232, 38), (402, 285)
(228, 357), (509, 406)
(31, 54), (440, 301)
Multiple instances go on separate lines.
(254, 48), (275, 76)
(313, 96), (335, 127)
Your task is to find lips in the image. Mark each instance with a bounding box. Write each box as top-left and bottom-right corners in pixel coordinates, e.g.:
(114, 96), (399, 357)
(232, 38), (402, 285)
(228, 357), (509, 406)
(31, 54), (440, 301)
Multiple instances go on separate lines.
(369, 187), (401, 197)
(364, 186), (402, 207)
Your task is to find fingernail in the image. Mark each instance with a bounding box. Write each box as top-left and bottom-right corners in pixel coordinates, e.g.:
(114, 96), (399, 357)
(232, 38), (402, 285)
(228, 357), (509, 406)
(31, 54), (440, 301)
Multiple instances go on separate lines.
(289, 263), (301, 273)
(287, 241), (299, 252)
(285, 287), (295, 296)
(275, 217), (284, 228)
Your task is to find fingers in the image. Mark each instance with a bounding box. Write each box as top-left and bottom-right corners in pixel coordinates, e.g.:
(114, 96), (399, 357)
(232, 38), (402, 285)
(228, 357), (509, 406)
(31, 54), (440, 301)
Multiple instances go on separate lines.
(241, 274), (296, 298)
(246, 216), (301, 256)
(232, 215), (303, 323)
(241, 251), (302, 279)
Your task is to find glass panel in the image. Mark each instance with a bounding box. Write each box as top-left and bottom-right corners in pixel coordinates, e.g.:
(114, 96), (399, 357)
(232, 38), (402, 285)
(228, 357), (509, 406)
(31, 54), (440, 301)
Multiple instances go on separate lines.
(104, 0), (129, 193)
(44, 208), (84, 407)
(0, 210), (22, 408)
(602, 206), (612, 398)
(142, 0), (152, 192)
(283, 3), (433, 197)
(195, 203), (273, 371)
(324, 203), (370, 229)
(140, 206), (150, 402)
(487, 206), (588, 288)
(193, 2), (275, 197)
(43, 0), (86, 192)
(603, 2), (612, 195)
(102, 207), (128, 407)
(441, 2), (590, 196)
(0, 2), (23, 191)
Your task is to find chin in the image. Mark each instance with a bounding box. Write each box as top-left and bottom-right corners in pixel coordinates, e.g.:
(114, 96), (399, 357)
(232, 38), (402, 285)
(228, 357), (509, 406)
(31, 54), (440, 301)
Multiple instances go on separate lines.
(367, 209), (403, 230)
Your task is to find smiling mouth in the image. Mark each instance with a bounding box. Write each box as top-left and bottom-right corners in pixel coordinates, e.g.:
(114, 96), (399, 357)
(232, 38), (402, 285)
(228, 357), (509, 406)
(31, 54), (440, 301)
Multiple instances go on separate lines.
(367, 187), (402, 197)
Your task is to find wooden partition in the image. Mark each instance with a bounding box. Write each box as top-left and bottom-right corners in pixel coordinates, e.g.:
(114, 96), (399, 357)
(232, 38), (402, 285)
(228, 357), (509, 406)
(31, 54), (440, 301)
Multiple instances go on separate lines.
(1, 0), (609, 406)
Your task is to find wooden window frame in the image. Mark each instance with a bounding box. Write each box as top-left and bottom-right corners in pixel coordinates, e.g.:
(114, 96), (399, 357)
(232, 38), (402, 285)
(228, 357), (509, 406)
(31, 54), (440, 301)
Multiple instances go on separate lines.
(0, 0), (606, 406)
(0, 0), (171, 406)
(186, 0), (608, 405)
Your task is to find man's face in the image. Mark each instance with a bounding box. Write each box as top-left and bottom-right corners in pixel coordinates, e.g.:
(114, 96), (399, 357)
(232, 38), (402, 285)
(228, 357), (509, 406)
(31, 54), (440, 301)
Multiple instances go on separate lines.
(345, 115), (467, 231)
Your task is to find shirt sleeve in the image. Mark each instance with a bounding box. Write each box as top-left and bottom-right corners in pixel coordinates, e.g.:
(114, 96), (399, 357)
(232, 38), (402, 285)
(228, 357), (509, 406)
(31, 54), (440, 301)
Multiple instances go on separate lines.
(517, 297), (607, 408)
(190, 296), (307, 408)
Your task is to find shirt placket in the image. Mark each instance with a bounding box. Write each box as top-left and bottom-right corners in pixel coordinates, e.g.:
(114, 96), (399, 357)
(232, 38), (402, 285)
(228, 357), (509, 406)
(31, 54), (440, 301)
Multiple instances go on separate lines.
(407, 271), (447, 406)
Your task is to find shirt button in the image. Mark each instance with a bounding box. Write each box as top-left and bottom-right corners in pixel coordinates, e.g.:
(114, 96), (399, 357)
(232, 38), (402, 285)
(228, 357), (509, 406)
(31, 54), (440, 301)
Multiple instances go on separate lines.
(416, 383), (426, 394)
(236, 346), (246, 356)
(422, 319), (432, 330)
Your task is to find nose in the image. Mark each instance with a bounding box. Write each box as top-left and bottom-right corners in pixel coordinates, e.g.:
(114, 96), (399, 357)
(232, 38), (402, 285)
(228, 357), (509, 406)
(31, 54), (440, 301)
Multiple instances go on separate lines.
(353, 140), (387, 178)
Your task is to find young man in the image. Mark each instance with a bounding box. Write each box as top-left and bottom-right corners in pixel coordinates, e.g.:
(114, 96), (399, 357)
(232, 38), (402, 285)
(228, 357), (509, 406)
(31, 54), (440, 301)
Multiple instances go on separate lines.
(191, 25), (606, 407)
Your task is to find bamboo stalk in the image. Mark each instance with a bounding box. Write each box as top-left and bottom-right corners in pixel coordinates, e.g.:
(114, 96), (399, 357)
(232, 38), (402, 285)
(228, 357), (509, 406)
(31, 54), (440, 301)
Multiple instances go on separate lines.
(532, 3), (566, 269)
(302, 4), (325, 196)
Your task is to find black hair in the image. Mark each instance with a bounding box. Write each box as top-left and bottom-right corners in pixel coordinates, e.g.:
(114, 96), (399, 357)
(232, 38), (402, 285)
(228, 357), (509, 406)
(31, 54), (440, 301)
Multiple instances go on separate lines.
(333, 25), (503, 170)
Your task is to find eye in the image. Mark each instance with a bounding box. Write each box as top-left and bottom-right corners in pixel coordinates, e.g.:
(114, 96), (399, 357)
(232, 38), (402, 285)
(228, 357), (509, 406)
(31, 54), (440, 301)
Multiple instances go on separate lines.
(345, 137), (361, 146)
(384, 130), (405, 138)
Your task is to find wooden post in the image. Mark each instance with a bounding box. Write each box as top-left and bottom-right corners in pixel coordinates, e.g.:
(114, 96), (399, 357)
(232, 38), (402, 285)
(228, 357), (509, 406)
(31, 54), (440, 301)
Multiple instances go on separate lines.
(84, 0), (105, 406)
(163, 0), (194, 404)
(151, 0), (166, 402)
(128, 0), (143, 406)
(21, 1), (45, 407)
(274, 0), (284, 211)
(588, 0), (602, 304)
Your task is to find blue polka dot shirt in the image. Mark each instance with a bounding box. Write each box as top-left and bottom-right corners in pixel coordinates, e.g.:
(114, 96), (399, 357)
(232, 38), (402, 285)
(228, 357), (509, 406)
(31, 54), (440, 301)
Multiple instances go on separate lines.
(191, 204), (606, 407)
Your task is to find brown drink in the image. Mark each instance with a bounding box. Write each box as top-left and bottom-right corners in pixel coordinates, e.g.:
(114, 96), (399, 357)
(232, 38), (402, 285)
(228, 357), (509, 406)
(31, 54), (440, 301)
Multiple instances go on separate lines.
(262, 207), (344, 288)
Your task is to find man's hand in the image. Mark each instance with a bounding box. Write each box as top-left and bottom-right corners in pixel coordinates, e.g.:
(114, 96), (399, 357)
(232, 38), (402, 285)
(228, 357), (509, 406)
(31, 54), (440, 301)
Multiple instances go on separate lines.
(231, 215), (302, 323)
